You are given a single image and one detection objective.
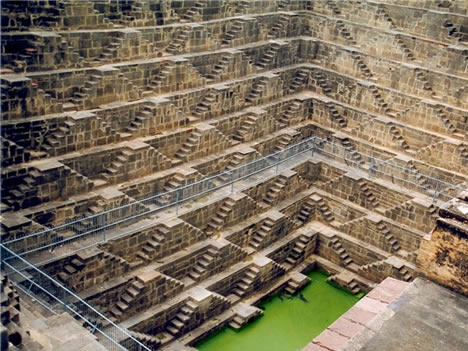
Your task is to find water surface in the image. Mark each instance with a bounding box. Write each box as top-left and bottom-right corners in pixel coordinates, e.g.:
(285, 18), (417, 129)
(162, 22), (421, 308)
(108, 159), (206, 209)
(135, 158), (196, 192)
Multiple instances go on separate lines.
(196, 271), (360, 351)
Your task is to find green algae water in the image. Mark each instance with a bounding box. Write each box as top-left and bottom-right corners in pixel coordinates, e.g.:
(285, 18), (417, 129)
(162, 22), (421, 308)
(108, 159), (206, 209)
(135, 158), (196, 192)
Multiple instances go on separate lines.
(195, 271), (360, 351)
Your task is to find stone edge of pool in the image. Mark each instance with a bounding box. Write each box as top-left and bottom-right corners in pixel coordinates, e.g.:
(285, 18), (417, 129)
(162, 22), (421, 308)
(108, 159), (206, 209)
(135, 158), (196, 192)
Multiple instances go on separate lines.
(302, 277), (411, 351)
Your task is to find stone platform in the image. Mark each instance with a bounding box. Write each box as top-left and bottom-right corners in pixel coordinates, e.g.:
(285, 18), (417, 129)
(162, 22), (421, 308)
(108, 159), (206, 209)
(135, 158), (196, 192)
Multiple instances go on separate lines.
(304, 277), (468, 351)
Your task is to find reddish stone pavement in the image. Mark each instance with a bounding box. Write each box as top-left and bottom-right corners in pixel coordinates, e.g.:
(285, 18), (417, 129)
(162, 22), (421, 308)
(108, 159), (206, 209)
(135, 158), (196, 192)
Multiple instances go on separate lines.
(302, 278), (410, 351)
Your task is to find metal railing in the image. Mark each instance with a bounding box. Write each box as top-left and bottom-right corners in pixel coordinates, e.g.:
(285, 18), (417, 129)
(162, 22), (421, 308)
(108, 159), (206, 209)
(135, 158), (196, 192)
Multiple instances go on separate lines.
(1, 135), (466, 351)
(0, 245), (151, 351)
(2, 137), (316, 260)
(2, 136), (466, 262)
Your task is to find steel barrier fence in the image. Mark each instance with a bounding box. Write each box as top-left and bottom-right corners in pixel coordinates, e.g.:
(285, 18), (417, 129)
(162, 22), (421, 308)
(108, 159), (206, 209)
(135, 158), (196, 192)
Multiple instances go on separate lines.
(0, 244), (152, 351)
(1, 136), (466, 351)
(2, 136), (465, 261)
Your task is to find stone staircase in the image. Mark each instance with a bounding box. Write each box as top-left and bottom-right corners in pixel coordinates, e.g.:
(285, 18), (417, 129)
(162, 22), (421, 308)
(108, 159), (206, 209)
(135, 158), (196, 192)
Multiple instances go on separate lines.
(234, 0), (250, 15)
(326, 0), (341, 15)
(389, 125), (411, 151)
(56, 257), (85, 285)
(156, 173), (187, 205)
(330, 236), (354, 266)
(166, 300), (198, 336)
(248, 218), (275, 250)
(284, 234), (310, 268)
(41, 120), (76, 154)
(193, 90), (217, 118)
(222, 19), (244, 46)
(245, 77), (269, 105)
(174, 130), (203, 161)
(274, 133), (295, 151)
(406, 161), (430, 190)
(394, 34), (416, 61)
(341, 137), (364, 165)
(314, 70), (332, 94)
(434, 106), (461, 137)
(415, 68), (437, 97)
(128, 331), (161, 349)
(187, 247), (219, 281)
(205, 197), (236, 234)
(376, 4), (396, 29)
(148, 62), (176, 92)
(369, 85), (396, 116)
(297, 199), (315, 224)
(234, 115), (257, 141)
(126, 103), (155, 134)
(268, 14), (289, 38)
(109, 279), (145, 321)
(256, 42), (281, 69)
(443, 20), (465, 43)
(358, 179), (380, 208)
(278, 100), (302, 127)
(288, 69), (309, 93)
(206, 54), (233, 80)
(136, 227), (168, 262)
(278, 0), (290, 10)
(219, 152), (247, 182)
(100, 150), (132, 183)
(231, 266), (259, 298)
(182, 1), (205, 22)
(336, 20), (356, 45)
(264, 174), (289, 205)
(398, 265), (413, 282)
(166, 26), (191, 55)
(70, 73), (102, 108)
(351, 51), (373, 79)
(326, 102), (347, 128)
(376, 221), (401, 252)
(316, 197), (335, 223)
(96, 37), (125, 62)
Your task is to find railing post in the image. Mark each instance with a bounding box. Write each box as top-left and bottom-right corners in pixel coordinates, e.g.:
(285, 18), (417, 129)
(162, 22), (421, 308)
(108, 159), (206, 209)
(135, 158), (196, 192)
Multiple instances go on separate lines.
(231, 171), (235, 193)
(433, 181), (440, 203)
(275, 151), (281, 174)
(176, 190), (180, 216)
(102, 213), (107, 242)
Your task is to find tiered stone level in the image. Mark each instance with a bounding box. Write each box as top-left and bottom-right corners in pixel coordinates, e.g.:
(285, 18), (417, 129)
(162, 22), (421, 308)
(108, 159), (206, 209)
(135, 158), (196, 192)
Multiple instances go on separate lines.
(1, 1), (467, 350)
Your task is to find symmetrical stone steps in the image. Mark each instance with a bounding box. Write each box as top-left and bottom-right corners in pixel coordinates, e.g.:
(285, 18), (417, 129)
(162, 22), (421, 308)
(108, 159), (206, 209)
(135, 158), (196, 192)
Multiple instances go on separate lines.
(249, 218), (276, 250)
(234, 114), (258, 142)
(330, 236), (354, 266)
(264, 174), (289, 205)
(283, 234), (310, 268)
(182, 1), (206, 22)
(389, 125), (411, 152)
(267, 14), (290, 39)
(336, 20), (357, 45)
(358, 179), (381, 209)
(148, 62), (177, 92)
(188, 247), (219, 281)
(288, 69), (309, 94)
(231, 266), (259, 298)
(325, 102), (347, 128)
(278, 100), (302, 127)
(222, 19), (244, 47)
(205, 197), (237, 234)
(256, 42), (281, 69)
(206, 54), (234, 80)
(376, 221), (401, 252)
(136, 227), (168, 263)
(166, 26), (192, 55)
(166, 300), (198, 336)
(246, 76), (269, 105)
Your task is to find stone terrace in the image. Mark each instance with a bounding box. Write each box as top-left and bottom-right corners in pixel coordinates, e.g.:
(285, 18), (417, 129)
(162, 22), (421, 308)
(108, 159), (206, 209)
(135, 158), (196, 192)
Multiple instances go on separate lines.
(1, 1), (467, 350)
